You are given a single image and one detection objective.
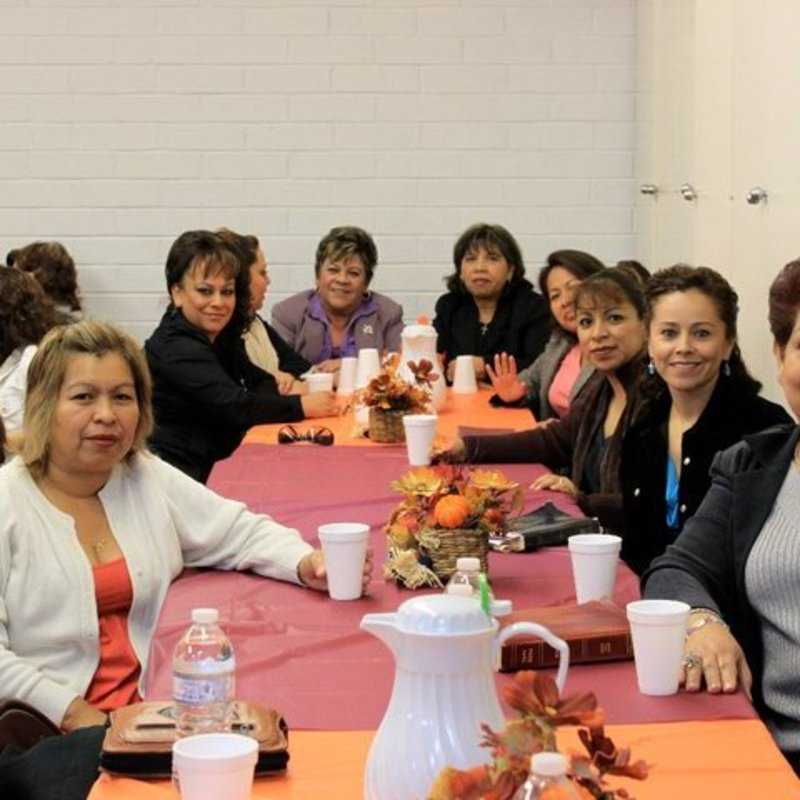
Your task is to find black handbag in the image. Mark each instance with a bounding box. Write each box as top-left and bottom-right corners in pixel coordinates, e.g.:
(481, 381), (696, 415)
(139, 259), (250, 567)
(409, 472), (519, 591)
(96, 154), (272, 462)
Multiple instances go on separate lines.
(0, 700), (61, 753)
(508, 502), (603, 551)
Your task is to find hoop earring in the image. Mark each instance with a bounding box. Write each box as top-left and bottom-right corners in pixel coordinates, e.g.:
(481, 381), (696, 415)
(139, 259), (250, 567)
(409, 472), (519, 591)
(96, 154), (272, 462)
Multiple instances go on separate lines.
(646, 360), (656, 377)
(722, 359), (731, 377)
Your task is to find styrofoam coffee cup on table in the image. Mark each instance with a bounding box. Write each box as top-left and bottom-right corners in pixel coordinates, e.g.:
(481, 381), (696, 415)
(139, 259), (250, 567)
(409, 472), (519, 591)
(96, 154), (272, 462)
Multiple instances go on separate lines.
(402, 414), (438, 466)
(172, 733), (258, 800)
(318, 522), (370, 600)
(567, 533), (622, 604)
(356, 348), (381, 389)
(337, 357), (358, 396)
(452, 355), (478, 394)
(305, 372), (334, 393)
(626, 599), (691, 695)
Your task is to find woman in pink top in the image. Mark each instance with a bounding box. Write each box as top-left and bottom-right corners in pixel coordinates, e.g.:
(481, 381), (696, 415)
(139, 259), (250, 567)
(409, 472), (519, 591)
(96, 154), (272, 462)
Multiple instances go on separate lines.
(488, 249), (604, 421)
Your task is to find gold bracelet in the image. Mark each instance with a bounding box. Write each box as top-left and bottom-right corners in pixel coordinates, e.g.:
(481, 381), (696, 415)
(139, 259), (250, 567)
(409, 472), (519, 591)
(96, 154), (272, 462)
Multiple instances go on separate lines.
(686, 613), (729, 638)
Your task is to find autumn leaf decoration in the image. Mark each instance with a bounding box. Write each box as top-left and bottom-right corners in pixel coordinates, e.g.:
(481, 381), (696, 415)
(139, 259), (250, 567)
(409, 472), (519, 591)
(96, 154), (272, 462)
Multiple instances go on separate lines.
(356, 352), (438, 413)
(428, 671), (649, 800)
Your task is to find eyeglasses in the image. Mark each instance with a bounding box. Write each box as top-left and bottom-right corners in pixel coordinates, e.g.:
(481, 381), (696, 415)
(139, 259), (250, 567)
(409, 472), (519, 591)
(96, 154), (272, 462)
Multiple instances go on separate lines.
(277, 425), (335, 446)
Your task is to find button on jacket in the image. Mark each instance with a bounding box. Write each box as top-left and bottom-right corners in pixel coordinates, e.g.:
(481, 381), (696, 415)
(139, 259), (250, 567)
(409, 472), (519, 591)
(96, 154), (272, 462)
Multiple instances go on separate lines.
(621, 374), (791, 575)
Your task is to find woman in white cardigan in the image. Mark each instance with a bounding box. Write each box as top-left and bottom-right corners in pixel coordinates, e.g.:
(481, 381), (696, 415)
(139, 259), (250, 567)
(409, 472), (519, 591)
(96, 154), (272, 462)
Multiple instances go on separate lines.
(0, 320), (372, 737)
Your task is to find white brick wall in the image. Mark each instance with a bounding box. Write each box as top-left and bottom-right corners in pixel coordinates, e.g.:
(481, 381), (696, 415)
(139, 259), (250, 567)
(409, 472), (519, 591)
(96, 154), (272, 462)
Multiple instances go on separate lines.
(0, 0), (635, 343)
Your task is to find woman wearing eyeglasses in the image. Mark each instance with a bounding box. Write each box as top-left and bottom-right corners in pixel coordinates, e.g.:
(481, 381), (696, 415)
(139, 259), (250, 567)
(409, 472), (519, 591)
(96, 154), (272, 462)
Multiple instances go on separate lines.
(145, 230), (339, 484)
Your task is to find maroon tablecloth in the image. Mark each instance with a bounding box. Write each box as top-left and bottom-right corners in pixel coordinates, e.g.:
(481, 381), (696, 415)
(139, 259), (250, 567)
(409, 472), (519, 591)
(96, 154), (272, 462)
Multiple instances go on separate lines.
(143, 444), (753, 730)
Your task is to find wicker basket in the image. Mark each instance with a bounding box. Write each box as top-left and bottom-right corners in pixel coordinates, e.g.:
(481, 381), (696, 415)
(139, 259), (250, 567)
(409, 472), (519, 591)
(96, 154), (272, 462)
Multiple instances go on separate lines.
(369, 408), (406, 443)
(421, 528), (490, 582)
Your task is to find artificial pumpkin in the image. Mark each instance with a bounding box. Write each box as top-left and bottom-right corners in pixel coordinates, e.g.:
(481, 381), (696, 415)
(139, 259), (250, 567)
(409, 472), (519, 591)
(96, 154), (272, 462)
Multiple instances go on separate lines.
(433, 494), (471, 529)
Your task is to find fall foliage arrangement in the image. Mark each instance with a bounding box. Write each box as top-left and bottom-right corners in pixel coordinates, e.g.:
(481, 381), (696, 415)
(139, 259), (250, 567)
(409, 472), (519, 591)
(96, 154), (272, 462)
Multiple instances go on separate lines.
(384, 465), (523, 588)
(357, 353), (437, 413)
(429, 671), (649, 800)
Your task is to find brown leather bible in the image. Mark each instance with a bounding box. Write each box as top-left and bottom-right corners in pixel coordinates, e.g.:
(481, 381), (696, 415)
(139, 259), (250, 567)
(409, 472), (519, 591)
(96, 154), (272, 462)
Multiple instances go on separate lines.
(499, 600), (632, 672)
(100, 700), (289, 777)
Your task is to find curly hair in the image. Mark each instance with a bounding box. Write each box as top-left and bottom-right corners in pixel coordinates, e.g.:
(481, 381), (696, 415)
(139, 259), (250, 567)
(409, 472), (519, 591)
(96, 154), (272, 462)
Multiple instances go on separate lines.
(0, 269), (56, 364)
(9, 241), (82, 312)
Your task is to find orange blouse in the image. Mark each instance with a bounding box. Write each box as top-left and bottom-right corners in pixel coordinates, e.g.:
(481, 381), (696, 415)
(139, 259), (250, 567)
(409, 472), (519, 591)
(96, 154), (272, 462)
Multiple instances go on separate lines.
(85, 557), (142, 712)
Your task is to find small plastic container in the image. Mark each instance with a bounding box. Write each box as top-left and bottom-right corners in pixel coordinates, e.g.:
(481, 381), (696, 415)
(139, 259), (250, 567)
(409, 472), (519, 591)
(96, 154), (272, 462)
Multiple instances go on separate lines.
(444, 557), (481, 596)
(513, 752), (581, 799)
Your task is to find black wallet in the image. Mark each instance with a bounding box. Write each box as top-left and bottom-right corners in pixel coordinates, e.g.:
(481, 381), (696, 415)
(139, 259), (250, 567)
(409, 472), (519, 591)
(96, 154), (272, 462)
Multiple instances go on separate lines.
(508, 502), (602, 551)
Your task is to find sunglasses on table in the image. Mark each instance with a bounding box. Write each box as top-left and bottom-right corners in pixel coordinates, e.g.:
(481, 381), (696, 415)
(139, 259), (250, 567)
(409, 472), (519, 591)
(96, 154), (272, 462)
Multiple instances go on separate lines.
(277, 425), (335, 446)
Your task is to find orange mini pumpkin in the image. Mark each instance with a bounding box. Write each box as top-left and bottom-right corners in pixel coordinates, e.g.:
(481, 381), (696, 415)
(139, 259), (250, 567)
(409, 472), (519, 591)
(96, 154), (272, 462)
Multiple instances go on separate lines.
(433, 494), (471, 529)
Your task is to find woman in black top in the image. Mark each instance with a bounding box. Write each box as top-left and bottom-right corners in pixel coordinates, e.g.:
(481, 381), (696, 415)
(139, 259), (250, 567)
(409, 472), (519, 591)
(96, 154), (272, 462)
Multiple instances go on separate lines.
(621, 265), (791, 574)
(433, 223), (550, 384)
(145, 230), (337, 483)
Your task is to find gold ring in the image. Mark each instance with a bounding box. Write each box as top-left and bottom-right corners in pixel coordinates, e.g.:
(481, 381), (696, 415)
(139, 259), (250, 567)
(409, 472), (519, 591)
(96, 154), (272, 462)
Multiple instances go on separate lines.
(682, 653), (702, 671)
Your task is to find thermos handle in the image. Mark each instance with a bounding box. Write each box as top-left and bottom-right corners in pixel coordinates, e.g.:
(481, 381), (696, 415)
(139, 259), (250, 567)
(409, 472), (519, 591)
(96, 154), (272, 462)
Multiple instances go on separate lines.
(495, 622), (570, 693)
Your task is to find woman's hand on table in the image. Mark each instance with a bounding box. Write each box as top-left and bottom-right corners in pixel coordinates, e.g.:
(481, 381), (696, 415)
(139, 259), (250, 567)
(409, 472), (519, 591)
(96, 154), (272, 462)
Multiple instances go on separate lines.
(486, 353), (526, 403)
(297, 548), (374, 594)
(61, 697), (108, 733)
(301, 391), (340, 419)
(275, 370), (297, 396)
(530, 473), (579, 498)
(681, 616), (752, 698)
(431, 436), (467, 464)
(314, 359), (341, 374)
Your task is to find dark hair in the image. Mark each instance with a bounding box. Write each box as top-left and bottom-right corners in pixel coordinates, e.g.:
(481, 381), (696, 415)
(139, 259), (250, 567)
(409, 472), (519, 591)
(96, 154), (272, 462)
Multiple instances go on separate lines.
(164, 230), (251, 336)
(0, 269), (56, 364)
(769, 258), (800, 350)
(446, 223), (526, 294)
(574, 267), (647, 321)
(314, 226), (378, 284)
(538, 249), (605, 297)
(615, 259), (650, 286)
(646, 264), (760, 393)
(9, 241), (82, 312)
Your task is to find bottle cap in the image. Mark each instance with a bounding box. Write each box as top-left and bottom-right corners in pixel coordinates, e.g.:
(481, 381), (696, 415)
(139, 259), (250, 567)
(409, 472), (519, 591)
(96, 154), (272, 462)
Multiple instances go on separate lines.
(490, 599), (512, 617)
(531, 752), (568, 777)
(455, 557), (480, 572)
(191, 608), (219, 625)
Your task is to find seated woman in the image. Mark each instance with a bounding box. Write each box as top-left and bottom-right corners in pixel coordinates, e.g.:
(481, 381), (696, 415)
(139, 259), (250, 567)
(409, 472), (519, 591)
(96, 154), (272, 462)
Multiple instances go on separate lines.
(487, 249), (604, 420)
(271, 225), (403, 371)
(0, 320), (370, 796)
(0, 269), (55, 432)
(621, 266), (790, 575)
(440, 269), (647, 530)
(145, 230), (338, 484)
(643, 258), (800, 773)
(7, 241), (83, 325)
(216, 228), (311, 395)
(434, 223), (550, 384)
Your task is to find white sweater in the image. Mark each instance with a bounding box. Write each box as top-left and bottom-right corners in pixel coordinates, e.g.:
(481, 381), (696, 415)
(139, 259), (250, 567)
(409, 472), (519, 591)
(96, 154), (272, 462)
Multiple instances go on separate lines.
(0, 344), (36, 432)
(0, 453), (313, 726)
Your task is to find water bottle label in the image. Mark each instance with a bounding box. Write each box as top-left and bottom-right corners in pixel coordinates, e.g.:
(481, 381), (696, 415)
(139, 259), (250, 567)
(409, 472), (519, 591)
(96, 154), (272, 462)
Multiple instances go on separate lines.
(173, 673), (233, 706)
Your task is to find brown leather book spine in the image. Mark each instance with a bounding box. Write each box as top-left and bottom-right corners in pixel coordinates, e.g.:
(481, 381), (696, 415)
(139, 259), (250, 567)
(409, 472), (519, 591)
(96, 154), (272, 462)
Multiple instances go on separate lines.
(500, 632), (633, 672)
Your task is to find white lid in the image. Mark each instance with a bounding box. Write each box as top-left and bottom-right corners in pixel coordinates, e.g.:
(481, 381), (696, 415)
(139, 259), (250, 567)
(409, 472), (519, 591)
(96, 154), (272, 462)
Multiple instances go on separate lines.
(490, 599), (513, 617)
(396, 594), (494, 635)
(531, 752), (568, 776)
(456, 557), (480, 572)
(191, 608), (219, 625)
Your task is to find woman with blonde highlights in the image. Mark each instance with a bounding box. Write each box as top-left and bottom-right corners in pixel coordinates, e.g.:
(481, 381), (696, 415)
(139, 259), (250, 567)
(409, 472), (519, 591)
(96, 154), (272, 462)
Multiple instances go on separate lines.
(0, 320), (369, 793)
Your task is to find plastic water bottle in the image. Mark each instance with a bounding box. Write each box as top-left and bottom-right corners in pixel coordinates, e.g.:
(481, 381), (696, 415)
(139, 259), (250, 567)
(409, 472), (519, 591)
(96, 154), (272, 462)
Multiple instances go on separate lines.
(513, 752), (580, 800)
(445, 557), (481, 596)
(172, 608), (236, 737)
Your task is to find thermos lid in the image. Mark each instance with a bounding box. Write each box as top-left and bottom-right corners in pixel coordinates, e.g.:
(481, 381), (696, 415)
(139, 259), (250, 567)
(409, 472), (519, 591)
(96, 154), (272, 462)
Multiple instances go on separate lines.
(395, 594), (494, 635)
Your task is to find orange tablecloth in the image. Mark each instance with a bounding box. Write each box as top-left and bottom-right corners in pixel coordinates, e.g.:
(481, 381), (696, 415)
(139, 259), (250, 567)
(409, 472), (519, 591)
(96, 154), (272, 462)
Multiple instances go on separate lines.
(89, 719), (799, 799)
(244, 387), (536, 446)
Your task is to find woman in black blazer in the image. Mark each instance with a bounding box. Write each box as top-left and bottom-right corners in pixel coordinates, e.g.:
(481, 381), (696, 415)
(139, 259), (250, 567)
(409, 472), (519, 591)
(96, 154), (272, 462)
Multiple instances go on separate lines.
(145, 230), (337, 483)
(643, 258), (800, 773)
(621, 266), (790, 575)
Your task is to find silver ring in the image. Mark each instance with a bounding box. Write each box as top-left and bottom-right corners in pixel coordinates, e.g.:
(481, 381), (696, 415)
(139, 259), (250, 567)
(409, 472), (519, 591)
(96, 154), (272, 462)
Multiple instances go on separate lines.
(682, 653), (702, 671)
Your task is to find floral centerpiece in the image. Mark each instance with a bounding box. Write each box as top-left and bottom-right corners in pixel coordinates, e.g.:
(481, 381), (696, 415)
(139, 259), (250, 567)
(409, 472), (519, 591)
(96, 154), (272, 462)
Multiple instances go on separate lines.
(384, 465), (523, 588)
(429, 671), (649, 800)
(357, 354), (437, 443)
